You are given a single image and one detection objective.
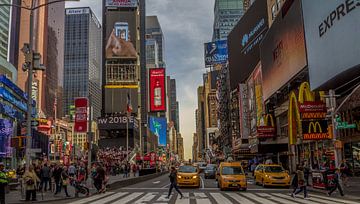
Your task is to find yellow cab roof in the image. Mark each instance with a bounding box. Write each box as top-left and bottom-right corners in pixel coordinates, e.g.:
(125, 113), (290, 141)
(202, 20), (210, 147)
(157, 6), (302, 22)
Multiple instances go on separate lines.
(220, 162), (242, 167)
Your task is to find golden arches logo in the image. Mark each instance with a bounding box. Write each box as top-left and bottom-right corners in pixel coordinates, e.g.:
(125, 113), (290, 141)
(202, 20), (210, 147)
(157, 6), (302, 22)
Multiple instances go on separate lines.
(298, 82), (315, 104)
(264, 114), (274, 127)
(308, 122), (322, 133)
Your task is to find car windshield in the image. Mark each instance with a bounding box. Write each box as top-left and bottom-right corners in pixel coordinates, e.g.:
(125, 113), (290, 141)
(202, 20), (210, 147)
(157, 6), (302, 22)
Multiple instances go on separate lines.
(265, 166), (285, 173)
(178, 166), (197, 173)
(206, 166), (215, 170)
(222, 166), (243, 175)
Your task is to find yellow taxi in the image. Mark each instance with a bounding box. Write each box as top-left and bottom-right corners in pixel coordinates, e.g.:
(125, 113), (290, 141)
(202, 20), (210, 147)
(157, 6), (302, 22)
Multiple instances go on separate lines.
(176, 165), (200, 188)
(254, 164), (290, 187)
(217, 162), (247, 191)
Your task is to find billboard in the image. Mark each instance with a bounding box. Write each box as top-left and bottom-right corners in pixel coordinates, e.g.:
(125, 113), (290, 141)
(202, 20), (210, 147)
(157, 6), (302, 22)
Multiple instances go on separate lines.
(261, 0), (307, 100)
(149, 117), (167, 146)
(106, 0), (138, 7)
(301, 0), (360, 90)
(98, 115), (139, 130)
(105, 10), (137, 59)
(302, 120), (331, 140)
(149, 68), (166, 112)
(228, 0), (268, 89)
(204, 40), (228, 67)
(0, 119), (12, 156)
(74, 97), (88, 133)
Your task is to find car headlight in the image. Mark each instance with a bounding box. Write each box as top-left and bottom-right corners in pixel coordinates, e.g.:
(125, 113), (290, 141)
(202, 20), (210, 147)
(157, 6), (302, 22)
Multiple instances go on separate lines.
(193, 176), (197, 179)
(177, 175), (182, 179)
(265, 175), (272, 179)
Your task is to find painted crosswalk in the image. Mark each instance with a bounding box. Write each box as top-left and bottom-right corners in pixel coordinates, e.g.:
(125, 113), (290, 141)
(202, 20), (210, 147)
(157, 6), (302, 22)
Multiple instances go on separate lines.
(68, 191), (359, 204)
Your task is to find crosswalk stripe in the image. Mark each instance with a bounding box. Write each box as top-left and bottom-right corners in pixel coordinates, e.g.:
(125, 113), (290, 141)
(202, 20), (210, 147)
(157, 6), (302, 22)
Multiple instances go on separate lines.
(194, 192), (211, 204)
(111, 192), (143, 204)
(194, 192), (207, 198)
(309, 194), (360, 204)
(134, 192), (158, 204)
(210, 193), (232, 204)
(68, 192), (115, 204)
(89, 192), (128, 204)
(306, 196), (339, 204)
(271, 193), (320, 204)
(157, 194), (171, 202)
(175, 192), (189, 204)
(257, 193), (298, 204)
(242, 193), (278, 204)
(226, 193), (256, 204)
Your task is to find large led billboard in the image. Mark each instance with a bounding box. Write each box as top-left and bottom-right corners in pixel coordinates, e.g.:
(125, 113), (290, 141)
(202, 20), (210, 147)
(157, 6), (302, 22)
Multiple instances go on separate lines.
(261, 0), (306, 100)
(104, 88), (138, 114)
(228, 0), (268, 90)
(204, 40), (228, 67)
(0, 119), (12, 156)
(74, 97), (88, 133)
(149, 68), (166, 112)
(149, 117), (167, 146)
(105, 10), (137, 59)
(301, 0), (360, 90)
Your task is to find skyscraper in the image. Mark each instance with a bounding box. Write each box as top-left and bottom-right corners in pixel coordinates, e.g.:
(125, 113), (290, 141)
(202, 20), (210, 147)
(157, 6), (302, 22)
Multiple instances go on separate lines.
(212, 0), (245, 41)
(63, 8), (102, 119)
(146, 38), (159, 67)
(146, 16), (165, 67)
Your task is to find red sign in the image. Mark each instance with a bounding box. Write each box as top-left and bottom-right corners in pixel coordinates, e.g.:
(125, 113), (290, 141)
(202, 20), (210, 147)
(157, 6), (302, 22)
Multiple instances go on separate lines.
(74, 97), (88, 133)
(257, 126), (276, 138)
(150, 152), (156, 166)
(298, 101), (326, 113)
(149, 68), (166, 112)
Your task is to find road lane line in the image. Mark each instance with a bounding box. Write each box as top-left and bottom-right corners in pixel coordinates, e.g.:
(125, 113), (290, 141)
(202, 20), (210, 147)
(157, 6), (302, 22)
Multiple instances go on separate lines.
(111, 192), (143, 204)
(209, 193), (232, 204)
(175, 192), (189, 204)
(309, 194), (360, 204)
(226, 193), (256, 204)
(89, 192), (128, 204)
(134, 192), (158, 204)
(241, 193), (277, 204)
(257, 193), (298, 204)
(161, 183), (170, 188)
(153, 181), (160, 184)
(68, 192), (115, 204)
(271, 193), (320, 204)
(200, 176), (205, 189)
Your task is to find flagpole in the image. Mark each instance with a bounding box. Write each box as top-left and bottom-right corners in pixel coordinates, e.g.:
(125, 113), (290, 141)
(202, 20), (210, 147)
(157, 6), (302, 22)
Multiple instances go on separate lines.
(126, 115), (129, 162)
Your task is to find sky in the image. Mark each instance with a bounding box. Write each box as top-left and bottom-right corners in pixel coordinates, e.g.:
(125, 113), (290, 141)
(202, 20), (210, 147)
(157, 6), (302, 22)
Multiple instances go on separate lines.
(66, 0), (215, 160)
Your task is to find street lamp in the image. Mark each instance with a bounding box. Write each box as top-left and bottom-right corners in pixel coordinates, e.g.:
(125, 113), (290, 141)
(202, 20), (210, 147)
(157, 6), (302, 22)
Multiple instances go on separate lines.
(0, 0), (79, 170)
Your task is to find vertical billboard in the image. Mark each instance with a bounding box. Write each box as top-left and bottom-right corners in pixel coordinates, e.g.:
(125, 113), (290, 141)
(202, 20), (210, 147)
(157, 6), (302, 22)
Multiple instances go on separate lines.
(204, 40), (228, 67)
(149, 117), (167, 146)
(301, 0), (360, 90)
(260, 0), (307, 100)
(149, 68), (166, 112)
(74, 97), (88, 133)
(105, 10), (137, 59)
(105, 0), (138, 7)
(0, 119), (12, 156)
(253, 64), (264, 126)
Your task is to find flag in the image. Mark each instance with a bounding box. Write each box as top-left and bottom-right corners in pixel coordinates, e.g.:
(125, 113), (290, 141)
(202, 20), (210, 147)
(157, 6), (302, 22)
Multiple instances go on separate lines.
(127, 93), (133, 114)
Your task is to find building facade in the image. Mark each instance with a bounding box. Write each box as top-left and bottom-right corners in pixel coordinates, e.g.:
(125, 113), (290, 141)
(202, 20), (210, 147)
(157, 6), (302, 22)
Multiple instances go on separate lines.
(63, 8), (102, 119)
(146, 16), (165, 67)
(146, 38), (159, 67)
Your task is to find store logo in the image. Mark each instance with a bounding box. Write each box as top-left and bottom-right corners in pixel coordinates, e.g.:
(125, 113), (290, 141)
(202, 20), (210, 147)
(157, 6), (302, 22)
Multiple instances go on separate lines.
(308, 122), (322, 133)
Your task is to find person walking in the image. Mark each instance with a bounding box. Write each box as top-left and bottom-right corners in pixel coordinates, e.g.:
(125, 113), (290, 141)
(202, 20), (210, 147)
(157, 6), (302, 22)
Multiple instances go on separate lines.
(40, 163), (51, 192)
(0, 163), (8, 204)
(292, 165), (308, 199)
(23, 165), (40, 201)
(94, 164), (105, 193)
(166, 167), (183, 199)
(53, 164), (63, 195)
(291, 167), (299, 195)
(327, 168), (344, 197)
(68, 163), (76, 178)
(339, 160), (350, 187)
(61, 166), (71, 197)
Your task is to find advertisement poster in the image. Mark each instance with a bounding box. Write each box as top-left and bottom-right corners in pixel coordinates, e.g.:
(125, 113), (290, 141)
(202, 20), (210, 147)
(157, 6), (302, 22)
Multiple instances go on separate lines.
(149, 68), (166, 112)
(253, 64), (264, 126)
(106, 0), (138, 7)
(204, 40), (228, 67)
(74, 97), (88, 133)
(105, 10), (137, 59)
(149, 117), (167, 146)
(0, 119), (12, 156)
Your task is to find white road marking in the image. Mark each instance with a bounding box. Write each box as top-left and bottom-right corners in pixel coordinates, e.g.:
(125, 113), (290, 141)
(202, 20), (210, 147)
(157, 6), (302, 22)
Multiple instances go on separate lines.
(309, 194), (360, 204)
(226, 193), (256, 204)
(111, 192), (143, 204)
(161, 183), (171, 188)
(257, 193), (299, 204)
(306, 196), (339, 204)
(272, 193), (320, 204)
(157, 194), (172, 202)
(68, 192), (115, 204)
(89, 192), (128, 204)
(153, 181), (160, 184)
(200, 176), (205, 189)
(175, 192), (189, 204)
(194, 192), (207, 198)
(242, 192), (278, 204)
(194, 192), (211, 204)
(209, 193), (232, 204)
(134, 192), (158, 204)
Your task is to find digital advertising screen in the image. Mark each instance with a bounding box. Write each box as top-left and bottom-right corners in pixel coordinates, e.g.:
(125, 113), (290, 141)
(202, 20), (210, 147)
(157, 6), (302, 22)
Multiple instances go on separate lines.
(204, 40), (228, 67)
(149, 117), (167, 146)
(149, 68), (166, 112)
(0, 119), (12, 156)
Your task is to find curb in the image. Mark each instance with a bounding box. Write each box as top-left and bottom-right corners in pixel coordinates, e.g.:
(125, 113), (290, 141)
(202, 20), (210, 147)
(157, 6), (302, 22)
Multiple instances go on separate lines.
(9, 172), (168, 204)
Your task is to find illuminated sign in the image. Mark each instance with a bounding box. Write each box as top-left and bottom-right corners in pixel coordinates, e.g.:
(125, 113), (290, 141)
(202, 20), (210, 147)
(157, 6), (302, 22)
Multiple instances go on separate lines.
(149, 68), (166, 112)
(74, 98), (88, 133)
(302, 120), (331, 140)
(97, 115), (139, 130)
(106, 0), (138, 7)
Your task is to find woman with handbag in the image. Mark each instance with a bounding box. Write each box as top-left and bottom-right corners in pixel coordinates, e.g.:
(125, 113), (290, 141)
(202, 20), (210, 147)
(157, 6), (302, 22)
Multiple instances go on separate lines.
(61, 166), (71, 197)
(23, 165), (40, 201)
(292, 165), (309, 199)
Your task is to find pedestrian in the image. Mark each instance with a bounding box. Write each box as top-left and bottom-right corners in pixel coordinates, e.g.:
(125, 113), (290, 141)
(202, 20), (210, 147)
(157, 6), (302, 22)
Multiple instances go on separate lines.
(292, 165), (308, 199)
(339, 160), (350, 187)
(166, 167), (183, 199)
(123, 163), (128, 178)
(40, 163), (51, 192)
(94, 164), (105, 193)
(327, 168), (344, 197)
(303, 161), (310, 186)
(61, 166), (71, 197)
(0, 163), (8, 204)
(68, 163), (76, 178)
(291, 167), (299, 194)
(53, 164), (63, 195)
(23, 165), (40, 201)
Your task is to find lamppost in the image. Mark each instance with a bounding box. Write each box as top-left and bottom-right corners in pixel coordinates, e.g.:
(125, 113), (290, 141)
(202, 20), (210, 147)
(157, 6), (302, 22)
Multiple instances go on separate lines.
(0, 0), (79, 170)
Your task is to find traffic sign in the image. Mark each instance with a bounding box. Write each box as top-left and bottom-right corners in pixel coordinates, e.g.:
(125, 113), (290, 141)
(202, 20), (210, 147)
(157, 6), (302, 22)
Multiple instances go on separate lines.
(21, 120), (39, 127)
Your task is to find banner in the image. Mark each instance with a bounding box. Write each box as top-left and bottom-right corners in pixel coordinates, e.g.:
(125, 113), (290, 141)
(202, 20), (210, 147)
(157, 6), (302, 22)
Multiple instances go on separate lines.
(302, 120), (331, 140)
(149, 117), (167, 146)
(74, 97), (88, 133)
(106, 0), (138, 7)
(204, 40), (228, 67)
(149, 68), (166, 112)
(299, 101), (327, 119)
(0, 119), (12, 156)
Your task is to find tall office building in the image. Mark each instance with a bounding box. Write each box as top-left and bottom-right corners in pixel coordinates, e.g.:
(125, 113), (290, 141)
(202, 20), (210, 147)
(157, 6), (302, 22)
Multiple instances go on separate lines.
(212, 0), (245, 41)
(63, 8), (102, 119)
(146, 16), (165, 67)
(146, 38), (159, 67)
(166, 77), (179, 132)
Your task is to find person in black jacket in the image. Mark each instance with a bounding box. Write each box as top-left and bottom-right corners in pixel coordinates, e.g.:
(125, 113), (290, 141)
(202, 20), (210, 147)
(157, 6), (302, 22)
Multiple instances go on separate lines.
(327, 168), (344, 197)
(166, 167), (183, 199)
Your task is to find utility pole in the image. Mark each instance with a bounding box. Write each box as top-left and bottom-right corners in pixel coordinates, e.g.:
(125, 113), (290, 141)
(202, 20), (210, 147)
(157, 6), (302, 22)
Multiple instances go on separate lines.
(329, 89), (340, 167)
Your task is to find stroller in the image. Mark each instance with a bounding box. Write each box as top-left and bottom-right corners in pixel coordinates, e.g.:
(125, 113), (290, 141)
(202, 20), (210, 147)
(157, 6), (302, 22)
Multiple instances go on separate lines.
(70, 177), (90, 196)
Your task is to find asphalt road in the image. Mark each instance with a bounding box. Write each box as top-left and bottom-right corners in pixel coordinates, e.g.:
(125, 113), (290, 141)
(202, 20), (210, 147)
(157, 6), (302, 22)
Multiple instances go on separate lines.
(53, 173), (359, 204)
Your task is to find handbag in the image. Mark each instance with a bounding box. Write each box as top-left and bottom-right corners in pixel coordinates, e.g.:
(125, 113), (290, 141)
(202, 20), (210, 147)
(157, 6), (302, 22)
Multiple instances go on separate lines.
(62, 175), (69, 186)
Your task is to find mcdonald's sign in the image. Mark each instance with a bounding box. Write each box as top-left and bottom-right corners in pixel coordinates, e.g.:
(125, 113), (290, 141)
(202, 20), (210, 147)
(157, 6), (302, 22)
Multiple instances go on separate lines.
(299, 101), (327, 119)
(302, 120), (331, 140)
(257, 114), (276, 138)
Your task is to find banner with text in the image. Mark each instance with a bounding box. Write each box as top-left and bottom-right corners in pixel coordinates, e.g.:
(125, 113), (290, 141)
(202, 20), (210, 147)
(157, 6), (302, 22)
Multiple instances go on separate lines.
(149, 68), (166, 112)
(74, 97), (88, 133)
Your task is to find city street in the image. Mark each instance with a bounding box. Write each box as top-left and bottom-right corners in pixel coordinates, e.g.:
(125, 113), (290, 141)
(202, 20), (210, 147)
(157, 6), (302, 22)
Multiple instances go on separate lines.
(49, 173), (360, 204)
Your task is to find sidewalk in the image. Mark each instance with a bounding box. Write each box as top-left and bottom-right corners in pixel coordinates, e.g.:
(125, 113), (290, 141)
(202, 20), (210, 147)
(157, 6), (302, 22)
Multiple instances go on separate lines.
(6, 174), (136, 204)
